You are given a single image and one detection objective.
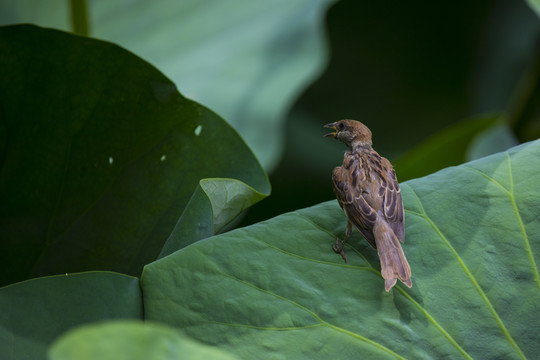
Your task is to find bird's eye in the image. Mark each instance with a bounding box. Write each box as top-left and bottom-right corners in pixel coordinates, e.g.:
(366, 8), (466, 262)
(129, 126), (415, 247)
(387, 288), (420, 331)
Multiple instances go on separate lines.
(338, 123), (344, 130)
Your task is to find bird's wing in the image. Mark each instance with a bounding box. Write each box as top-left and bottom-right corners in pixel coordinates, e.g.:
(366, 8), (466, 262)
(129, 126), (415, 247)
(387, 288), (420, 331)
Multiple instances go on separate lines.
(331, 163), (377, 248)
(379, 157), (405, 242)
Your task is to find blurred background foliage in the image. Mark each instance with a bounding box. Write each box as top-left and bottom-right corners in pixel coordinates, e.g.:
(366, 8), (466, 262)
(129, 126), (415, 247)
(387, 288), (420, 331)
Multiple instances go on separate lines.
(0, 0), (333, 172)
(1, 0), (539, 226)
(246, 0), (540, 224)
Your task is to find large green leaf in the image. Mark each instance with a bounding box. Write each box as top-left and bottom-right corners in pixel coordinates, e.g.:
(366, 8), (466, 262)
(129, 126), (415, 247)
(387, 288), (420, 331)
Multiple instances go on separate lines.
(48, 320), (239, 360)
(393, 114), (517, 181)
(526, 0), (540, 18)
(142, 139), (540, 359)
(159, 178), (268, 258)
(0, 0), (334, 170)
(0, 272), (142, 360)
(0, 25), (269, 286)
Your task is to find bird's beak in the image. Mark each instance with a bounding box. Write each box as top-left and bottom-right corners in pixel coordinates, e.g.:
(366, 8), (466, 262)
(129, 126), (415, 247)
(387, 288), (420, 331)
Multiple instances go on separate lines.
(324, 122), (337, 138)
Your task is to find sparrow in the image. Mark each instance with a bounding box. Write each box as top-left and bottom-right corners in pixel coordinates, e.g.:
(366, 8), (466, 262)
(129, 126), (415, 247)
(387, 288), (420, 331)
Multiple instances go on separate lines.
(324, 119), (412, 291)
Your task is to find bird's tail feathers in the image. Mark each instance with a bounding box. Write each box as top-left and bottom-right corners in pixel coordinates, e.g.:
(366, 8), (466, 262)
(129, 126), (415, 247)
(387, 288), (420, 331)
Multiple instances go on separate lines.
(373, 216), (412, 291)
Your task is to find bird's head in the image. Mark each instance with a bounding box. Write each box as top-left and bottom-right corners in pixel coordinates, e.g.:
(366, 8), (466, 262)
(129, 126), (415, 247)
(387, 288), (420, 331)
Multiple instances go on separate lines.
(324, 119), (373, 149)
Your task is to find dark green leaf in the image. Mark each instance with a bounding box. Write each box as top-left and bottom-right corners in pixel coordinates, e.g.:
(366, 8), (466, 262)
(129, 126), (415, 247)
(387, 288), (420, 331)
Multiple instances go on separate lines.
(393, 115), (511, 181)
(159, 179), (268, 258)
(142, 140), (540, 359)
(0, 272), (142, 360)
(0, 25), (270, 286)
(526, 0), (540, 18)
(1, 0), (334, 171)
(48, 320), (239, 360)
(465, 122), (518, 161)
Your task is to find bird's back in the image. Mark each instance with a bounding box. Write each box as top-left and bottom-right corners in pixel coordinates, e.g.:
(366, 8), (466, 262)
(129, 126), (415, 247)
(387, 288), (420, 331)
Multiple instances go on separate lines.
(332, 148), (404, 246)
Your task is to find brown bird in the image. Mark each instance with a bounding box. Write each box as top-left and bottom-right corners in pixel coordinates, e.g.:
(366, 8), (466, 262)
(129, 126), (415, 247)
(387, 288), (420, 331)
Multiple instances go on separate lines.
(324, 119), (412, 291)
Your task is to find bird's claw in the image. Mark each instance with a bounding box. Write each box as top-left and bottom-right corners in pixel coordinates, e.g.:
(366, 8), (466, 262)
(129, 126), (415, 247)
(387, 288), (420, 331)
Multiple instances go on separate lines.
(332, 238), (347, 263)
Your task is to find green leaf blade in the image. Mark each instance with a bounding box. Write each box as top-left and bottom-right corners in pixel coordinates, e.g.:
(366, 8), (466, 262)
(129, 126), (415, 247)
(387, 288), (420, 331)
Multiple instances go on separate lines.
(393, 115), (517, 181)
(0, 1), (334, 170)
(526, 0), (540, 18)
(48, 320), (240, 360)
(0, 24), (269, 286)
(0, 272), (142, 360)
(143, 140), (540, 359)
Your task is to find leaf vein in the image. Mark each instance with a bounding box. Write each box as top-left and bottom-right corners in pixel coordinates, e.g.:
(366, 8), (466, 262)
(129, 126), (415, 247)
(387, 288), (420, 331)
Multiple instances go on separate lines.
(406, 185), (526, 359)
(296, 204), (471, 358)
(464, 159), (540, 292)
(216, 269), (405, 359)
(292, 210), (371, 265)
(506, 153), (540, 292)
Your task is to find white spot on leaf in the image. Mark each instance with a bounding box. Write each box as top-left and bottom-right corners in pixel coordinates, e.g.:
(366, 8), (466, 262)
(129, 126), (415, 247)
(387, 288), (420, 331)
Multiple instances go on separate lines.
(194, 125), (202, 136)
(160, 155), (166, 162)
(109, 157), (114, 165)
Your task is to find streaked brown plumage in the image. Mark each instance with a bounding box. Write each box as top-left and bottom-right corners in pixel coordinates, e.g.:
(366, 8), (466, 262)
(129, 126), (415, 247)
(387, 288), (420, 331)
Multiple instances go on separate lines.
(324, 119), (412, 291)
